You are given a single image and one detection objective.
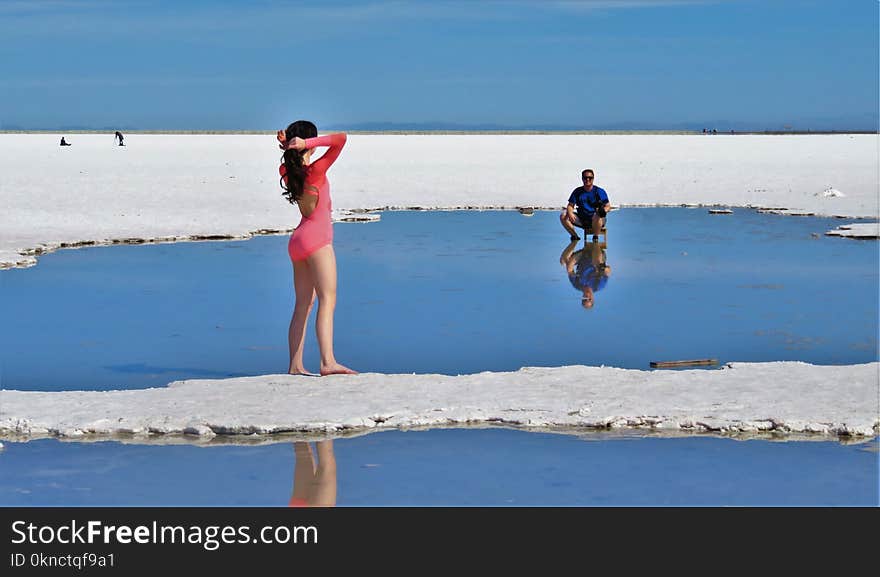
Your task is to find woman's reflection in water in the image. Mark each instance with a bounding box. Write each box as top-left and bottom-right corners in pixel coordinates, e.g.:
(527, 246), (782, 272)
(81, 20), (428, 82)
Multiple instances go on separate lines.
(289, 440), (337, 507)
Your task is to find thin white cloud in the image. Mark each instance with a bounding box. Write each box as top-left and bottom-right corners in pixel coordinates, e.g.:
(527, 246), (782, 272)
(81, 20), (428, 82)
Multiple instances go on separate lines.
(0, 75), (270, 88)
(0, 0), (730, 27)
(546, 0), (730, 8)
(277, 0), (733, 20)
(0, 0), (147, 14)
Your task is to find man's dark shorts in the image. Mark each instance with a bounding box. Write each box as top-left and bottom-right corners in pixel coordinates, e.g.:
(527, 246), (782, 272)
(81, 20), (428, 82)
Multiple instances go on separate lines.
(570, 211), (604, 230)
(570, 213), (594, 231)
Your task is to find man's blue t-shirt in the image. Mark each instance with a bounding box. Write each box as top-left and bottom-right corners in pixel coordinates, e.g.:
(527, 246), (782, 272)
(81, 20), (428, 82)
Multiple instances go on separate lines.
(567, 185), (609, 223)
(569, 262), (609, 293)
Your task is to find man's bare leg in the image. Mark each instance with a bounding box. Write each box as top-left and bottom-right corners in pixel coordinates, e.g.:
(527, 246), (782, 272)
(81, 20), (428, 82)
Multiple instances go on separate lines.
(560, 210), (581, 241)
(591, 213), (605, 241)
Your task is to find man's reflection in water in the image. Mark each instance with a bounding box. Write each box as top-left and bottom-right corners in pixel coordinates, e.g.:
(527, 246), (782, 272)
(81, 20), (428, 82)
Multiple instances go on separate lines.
(560, 239), (611, 309)
(289, 441), (337, 507)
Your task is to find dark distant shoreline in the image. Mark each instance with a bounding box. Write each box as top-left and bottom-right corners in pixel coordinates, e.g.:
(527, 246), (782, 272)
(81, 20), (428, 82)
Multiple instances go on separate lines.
(1, 129), (876, 135)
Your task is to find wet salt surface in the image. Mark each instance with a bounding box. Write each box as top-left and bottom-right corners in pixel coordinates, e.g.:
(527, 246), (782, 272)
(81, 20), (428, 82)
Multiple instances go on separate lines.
(1, 209), (876, 392)
(0, 429), (876, 506)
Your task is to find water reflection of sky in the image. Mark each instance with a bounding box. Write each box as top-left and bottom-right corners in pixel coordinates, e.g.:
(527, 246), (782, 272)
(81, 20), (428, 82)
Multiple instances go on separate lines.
(1, 209), (877, 391)
(0, 429), (876, 506)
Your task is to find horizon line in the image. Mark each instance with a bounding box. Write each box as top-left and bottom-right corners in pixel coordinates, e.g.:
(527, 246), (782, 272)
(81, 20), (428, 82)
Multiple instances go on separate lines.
(2, 129), (877, 135)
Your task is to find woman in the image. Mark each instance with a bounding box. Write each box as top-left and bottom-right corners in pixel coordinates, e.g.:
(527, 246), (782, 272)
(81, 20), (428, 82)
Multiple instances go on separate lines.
(278, 120), (357, 376)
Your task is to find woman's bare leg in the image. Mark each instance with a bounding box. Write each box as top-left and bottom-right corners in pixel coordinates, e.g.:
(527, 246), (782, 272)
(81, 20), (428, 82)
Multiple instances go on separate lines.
(310, 440), (337, 507)
(288, 259), (316, 375)
(307, 245), (357, 376)
(290, 442), (315, 505)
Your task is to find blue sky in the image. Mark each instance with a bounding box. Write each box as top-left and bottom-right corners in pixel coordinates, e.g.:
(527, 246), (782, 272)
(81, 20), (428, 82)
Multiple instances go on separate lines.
(1, 0), (877, 130)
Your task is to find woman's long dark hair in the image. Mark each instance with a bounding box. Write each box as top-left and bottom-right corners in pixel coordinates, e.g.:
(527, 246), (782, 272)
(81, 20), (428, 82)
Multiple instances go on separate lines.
(280, 120), (318, 205)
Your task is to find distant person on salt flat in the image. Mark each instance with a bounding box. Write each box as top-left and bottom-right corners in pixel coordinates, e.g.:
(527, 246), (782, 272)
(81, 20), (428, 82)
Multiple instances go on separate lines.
(288, 441), (336, 507)
(560, 168), (611, 242)
(59, 137), (71, 146)
(278, 119), (357, 376)
(115, 131), (125, 146)
(560, 239), (611, 309)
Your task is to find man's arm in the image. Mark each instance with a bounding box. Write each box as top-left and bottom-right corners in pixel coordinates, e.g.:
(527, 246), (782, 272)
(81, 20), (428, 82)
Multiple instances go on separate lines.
(601, 189), (612, 213)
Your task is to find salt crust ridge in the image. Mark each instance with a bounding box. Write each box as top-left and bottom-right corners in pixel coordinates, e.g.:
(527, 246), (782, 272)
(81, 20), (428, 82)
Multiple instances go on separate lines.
(824, 222), (880, 239)
(1, 362), (877, 443)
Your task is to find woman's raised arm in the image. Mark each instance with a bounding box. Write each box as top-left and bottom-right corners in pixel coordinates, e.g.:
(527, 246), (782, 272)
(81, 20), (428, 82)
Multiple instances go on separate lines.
(304, 133), (347, 173)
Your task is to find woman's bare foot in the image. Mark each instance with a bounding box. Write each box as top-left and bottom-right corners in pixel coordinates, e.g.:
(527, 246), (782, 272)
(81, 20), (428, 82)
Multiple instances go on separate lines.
(289, 368), (320, 377)
(320, 363), (358, 376)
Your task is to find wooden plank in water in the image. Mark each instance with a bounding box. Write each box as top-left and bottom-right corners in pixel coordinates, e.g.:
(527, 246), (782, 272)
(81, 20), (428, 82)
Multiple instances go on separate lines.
(650, 359), (718, 368)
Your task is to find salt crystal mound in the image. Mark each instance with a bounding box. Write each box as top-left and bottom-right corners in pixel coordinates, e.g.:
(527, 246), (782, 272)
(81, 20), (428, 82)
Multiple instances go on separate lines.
(825, 222), (880, 239)
(1, 362), (877, 443)
(1, 133), (878, 270)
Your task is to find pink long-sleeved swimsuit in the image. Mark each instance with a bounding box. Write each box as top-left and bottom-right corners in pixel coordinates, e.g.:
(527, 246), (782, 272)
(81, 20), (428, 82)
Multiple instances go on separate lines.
(286, 133), (346, 262)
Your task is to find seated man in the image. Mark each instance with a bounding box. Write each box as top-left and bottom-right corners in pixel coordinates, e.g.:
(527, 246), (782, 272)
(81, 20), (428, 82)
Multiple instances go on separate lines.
(560, 168), (611, 242)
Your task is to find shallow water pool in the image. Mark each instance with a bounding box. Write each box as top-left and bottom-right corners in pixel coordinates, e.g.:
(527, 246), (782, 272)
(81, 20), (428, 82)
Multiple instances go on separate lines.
(0, 429), (876, 506)
(1, 209), (876, 391)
